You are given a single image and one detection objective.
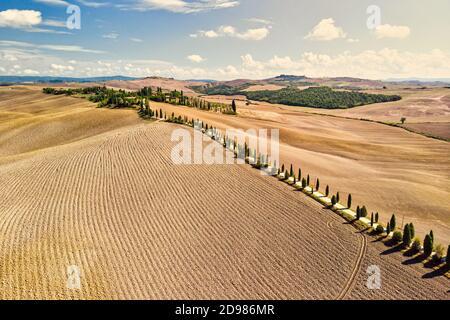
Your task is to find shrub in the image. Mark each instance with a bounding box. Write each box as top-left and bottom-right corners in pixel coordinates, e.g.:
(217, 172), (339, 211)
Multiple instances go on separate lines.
(392, 231), (402, 244)
(411, 237), (421, 252)
(375, 225), (384, 234)
(433, 244), (445, 263)
(361, 206), (368, 218)
(424, 234), (433, 257)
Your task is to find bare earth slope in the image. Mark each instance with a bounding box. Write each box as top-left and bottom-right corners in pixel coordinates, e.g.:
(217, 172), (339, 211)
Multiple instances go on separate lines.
(0, 121), (448, 299)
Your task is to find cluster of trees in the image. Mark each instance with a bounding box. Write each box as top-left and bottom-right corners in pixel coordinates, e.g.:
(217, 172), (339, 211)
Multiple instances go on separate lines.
(138, 87), (236, 115)
(43, 86), (236, 115)
(244, 87), (401, 109)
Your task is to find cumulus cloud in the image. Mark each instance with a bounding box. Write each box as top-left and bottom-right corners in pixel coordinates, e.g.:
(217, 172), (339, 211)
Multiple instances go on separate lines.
(374, 24), (411, 39)
(0, 9), (42, 29)
(304, 18), (347, 41)
(187, 54), (205, 63)
(51, 63), (75, 71)
(192, 25), (270, 41)
(120, 0), (239, 13)
(232, 49), (450, 80)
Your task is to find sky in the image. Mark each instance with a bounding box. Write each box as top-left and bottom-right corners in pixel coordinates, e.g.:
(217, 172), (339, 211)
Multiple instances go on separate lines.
(0, 0), (450, 80)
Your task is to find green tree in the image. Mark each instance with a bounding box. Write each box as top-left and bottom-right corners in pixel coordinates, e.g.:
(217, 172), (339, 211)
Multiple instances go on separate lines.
(375, 212), (379, 223)
(409, 223), (415, 239)
(424, 234), (433, 257)
(430, 230), (434, 242)
(370, 213), (374, 227)
(298, 168), (302, 181)
(347, 194), (352, 209)
(306, 174), (310, 186)
(325, 185), (329, 197)
(301, 178), (307, 189)
(290, 164), (294, 177)
(361, 206), (368, 218)
(336, 192), (340, 203)
(231, 99), (237, 113)
(403, 224), (412, 247)
(315, 178), (320, 191)
(386, 222), (391, 234)
(390, 214), (396, 231)
(331, 195), (337, 206)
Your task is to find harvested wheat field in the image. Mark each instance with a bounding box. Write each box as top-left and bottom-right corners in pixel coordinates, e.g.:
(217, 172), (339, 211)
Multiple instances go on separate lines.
(0, 87), (448, 299)
(150, 99), (450, 248)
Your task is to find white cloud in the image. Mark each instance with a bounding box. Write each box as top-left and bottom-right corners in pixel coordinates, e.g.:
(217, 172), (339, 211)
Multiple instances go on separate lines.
(0, 40), (105, 54)
(230, 49), (450, 80)
(41, 19), (66, 27)
(77, 0), (110, 8)
(103, 32), (119, 39)
(122, 0), (239, 13)
(0, 10), (42, 28)
(193, 25), (270, 41)
(33, 0), (70, 6)
(187, 54), (205, 63)
(246, 18), (272, 25)
(130, 37), (143, 42)
(23, 69), (40, 75)
(51, 64), (75, 72)
(375, 24), (411, 39)
(305, 18), (347, 41)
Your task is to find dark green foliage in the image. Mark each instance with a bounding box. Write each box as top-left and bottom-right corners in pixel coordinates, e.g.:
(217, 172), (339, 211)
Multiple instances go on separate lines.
(403, 224), (412, 247)
(331, 195), (337, 206)
(409, 223), (415, 239)
(347, 194), (352, 209)
(336, 192), (340, 203)
(424, 234), (433, 257)
(301, 178), (307, 189)
(390, 214), (396, 231)
(375, 224), (384, 234)
(370, 213), (374, 227)
(375, 212), (379, 223)
(386, 222), (391, 234)
(392, 231), (402, 244)
(325, 185), (329, 197)
(298, 169), (301, 182)
(289, 164), (294, 177)
(306, 174), (310, 186)
(315, 179), (320, 191)
(231, 99), (237, 113)
(360, 206), (368, 218)
(243, 87), (401, 109)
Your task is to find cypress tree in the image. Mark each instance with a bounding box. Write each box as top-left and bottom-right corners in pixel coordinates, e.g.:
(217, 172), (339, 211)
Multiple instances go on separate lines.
(403, 224), (412, 247)
(281, 164), (285, 173)
(375, 212), (379, 223)
(390, 214), (396, 231)
(336, 192), (340, 203)
(430, 230), (434, 242)
(315, 179), (320, 191)
(298, 168), (301, 181)
(331, 195), (337, 206)
(409, 223), (415, 239)
(356, 208), (361, 220)
(424, 234), (433, 257)
(370, 213), (374, 226)
(290, 164), (294, 177)
(301, 178), (307, 189)
(325, 185), (329, 197)
(347, 194), (352, 209)
(284, 170), (289, 180)
(386, 222), (391, 234)
(231, 99), (237, 113)
(306, 174), (310, 186)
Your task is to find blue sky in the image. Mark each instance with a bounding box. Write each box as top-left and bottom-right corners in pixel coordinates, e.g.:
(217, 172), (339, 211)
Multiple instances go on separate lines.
(1, 0), (450, 79)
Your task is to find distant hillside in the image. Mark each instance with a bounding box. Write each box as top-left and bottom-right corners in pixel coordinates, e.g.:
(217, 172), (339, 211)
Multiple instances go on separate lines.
(0, 75), (140, 84)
